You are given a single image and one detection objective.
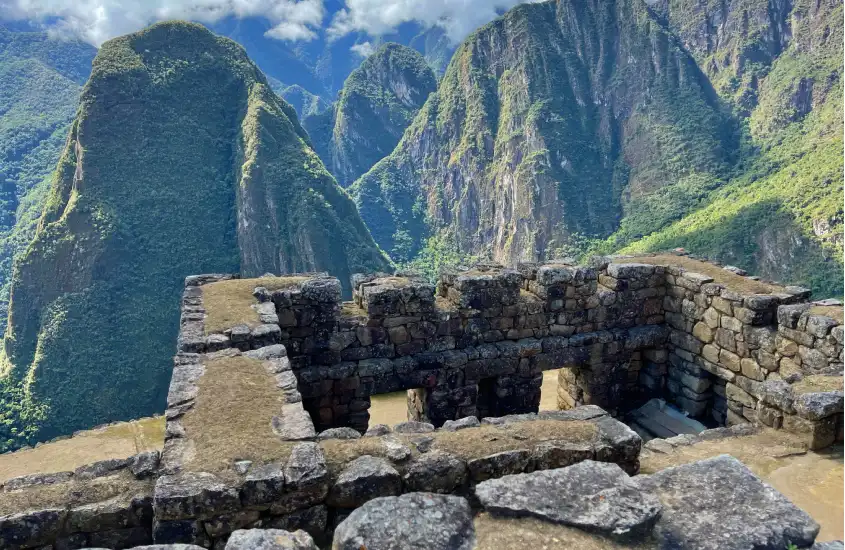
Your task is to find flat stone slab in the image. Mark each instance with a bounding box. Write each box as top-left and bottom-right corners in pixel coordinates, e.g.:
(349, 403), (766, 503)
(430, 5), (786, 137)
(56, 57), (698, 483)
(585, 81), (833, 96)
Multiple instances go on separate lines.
(224, 529), (316, 549)
(475, 460), (661, 538)
(333, 493), (475, 550)
(635, 454), (820, 550)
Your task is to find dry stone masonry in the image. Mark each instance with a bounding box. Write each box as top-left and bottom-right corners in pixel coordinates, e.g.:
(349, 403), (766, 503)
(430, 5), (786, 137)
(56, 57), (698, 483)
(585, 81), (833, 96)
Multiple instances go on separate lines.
(1, 254), (842, 549)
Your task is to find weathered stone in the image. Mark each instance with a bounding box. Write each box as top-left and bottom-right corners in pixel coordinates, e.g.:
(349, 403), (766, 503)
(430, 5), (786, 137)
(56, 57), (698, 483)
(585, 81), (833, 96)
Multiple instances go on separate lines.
(3, 471), (73, 490)
(259, 505), (327, 536)
(67, 496), (138, 532)
(725, 383), (755, 408)
(363, 424), (391, 437)
(74, 457), (130, 480)
(393, 421), (435, 434)
(403, 451), (468, 493)
(203, 510), (261, 537)
(719, 349), (741, 372)
(812, 542), (845, 550)
(806, 315), (839, 338)
(692, 322), (714, 343)
(271, 443), (329, 514)
(380, 435), (412, 462)
(740, 358), (766, 381)
(327, 455), (401, 508)
(467, 449), (532, 482)
(532, 440), (594, 470)
(593, 416), (642, 469)
(224, 529), (317, 550)
(130, 451), (161, 479)
(783, 413), (838, 450)
(241, 463), (285, 509)
(744, 295), (779, 311)
(440, 416), (480, 431)
(316, 427), (361, 441)
(758, 380), (795, 414)
(271, 403), (316, 441)
(794, 391), (844, 421)
(154, 472), (240, 521)
(152, 518), (209, 546)
(0, 509), (66, 548)
(635, 455), (819, 550)
(476, 460), (661, 538)
(777, 303), (812, 329)
(333, 493), (475, 550)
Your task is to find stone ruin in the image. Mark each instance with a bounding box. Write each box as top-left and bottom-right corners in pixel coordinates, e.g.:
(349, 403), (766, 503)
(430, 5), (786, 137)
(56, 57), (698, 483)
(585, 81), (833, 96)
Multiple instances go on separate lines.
(1, 255), (842, 549)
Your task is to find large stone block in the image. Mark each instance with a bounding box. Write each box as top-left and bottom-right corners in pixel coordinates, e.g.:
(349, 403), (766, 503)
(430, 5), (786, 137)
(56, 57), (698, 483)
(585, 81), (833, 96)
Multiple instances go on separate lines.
(333, 493), (475, 550)
(475, 460), (661, 538)
(635, 455), (819, 549)
(327, 455), (401, 508)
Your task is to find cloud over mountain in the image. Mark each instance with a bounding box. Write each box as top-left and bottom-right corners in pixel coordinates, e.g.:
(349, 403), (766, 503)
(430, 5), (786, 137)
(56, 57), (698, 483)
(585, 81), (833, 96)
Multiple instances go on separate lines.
(0, 0), (536, 45)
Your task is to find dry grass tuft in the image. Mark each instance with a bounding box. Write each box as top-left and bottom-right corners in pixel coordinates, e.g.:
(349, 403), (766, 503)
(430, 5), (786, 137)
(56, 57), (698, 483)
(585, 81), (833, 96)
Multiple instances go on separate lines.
(180, 356), (295, 476)
(202, 276), (309, 334)
(792, 375), (844, 395)
(432, 420), (596, 460)
(0, 417), (164, 484)
(809, 305), (844, 324)
(0, 471), (151, 516)
(616, 254), (781, 294)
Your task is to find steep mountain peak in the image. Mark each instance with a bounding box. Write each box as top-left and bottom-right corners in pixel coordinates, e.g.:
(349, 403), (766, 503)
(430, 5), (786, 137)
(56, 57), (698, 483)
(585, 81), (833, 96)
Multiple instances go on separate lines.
(0, 20), (390, 448)
(327, 41), (438, 187)
(352, 0), (735, 264)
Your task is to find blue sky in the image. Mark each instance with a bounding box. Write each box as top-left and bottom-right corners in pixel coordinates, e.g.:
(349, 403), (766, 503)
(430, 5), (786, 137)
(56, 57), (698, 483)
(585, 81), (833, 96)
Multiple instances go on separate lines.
(1, 0), (539, 46)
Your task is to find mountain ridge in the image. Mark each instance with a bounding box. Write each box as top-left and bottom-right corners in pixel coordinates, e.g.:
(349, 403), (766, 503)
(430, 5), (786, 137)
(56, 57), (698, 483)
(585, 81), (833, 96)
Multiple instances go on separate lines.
(0, 21), (390, 450)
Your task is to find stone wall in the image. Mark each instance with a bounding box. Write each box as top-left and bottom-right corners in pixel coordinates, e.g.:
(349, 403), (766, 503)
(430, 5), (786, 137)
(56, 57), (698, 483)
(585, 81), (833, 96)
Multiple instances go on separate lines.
(656, 264), (843, 449)
(0, 452), (160, 549)
(177, 258), (843, 450)
(182, 264), (668, 433)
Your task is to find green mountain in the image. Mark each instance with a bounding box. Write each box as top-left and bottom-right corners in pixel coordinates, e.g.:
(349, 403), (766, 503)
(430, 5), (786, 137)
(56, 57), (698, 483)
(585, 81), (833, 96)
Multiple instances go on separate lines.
(0, 29), (96, 333)
(0, 21), (390, 450)
(352, 0), (737, 263)
(351, 0), (843, 295)
(315, 43), (438, 187)
(615, 0), (843, 295)
(279, 84), (331, 119)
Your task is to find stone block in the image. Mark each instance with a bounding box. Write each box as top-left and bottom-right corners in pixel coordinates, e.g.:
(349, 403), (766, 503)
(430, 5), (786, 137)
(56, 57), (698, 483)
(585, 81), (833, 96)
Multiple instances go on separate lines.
(783, 414), (838, 450)
(327, 455), (401, 508)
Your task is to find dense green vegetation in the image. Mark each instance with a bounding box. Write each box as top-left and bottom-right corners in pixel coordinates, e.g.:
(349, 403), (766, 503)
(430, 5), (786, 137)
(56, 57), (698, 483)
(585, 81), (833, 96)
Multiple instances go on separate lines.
(352, 0), (736, 265)
(279, 84), (330, 119)
(0, 30), (95, 333)
(326, 43), (437, 187)
(0, 22), (389, 450)
(608, 0), (844, 297)
(352, 0), (842, 296)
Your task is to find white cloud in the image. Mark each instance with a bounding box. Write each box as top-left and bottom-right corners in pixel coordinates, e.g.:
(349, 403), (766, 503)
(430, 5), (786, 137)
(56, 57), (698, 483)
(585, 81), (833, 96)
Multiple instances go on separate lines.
(328, 0), (539, 43)
(0, 0), (539, 46)
(349, 41), (374, 58)
(0, 0), (326, 45)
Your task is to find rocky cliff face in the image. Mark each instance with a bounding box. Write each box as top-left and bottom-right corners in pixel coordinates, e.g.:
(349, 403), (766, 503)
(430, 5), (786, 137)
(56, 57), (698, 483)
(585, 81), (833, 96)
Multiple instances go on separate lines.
(0, 30), (96, 333)
(0, 22), (390, 446)
(352, 0), (735, 264)
(621, 0), (843, 295)
(327, 44), (438, 187)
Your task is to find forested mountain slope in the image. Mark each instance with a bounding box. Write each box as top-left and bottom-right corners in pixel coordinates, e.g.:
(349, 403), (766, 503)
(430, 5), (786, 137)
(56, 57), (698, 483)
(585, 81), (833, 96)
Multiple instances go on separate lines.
(0, 22), (389, 450)
(352, 0), (737, 265)
(320, 43), (438, 187)
(0, 29), (96, 332)
(351, 0), (842, 296)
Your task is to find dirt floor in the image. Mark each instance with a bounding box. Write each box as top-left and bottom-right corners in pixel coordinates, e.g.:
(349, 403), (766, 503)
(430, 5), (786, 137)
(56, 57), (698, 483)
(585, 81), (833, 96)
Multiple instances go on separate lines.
(368, 370), (562, 427)
(0, 416), (164, 483)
